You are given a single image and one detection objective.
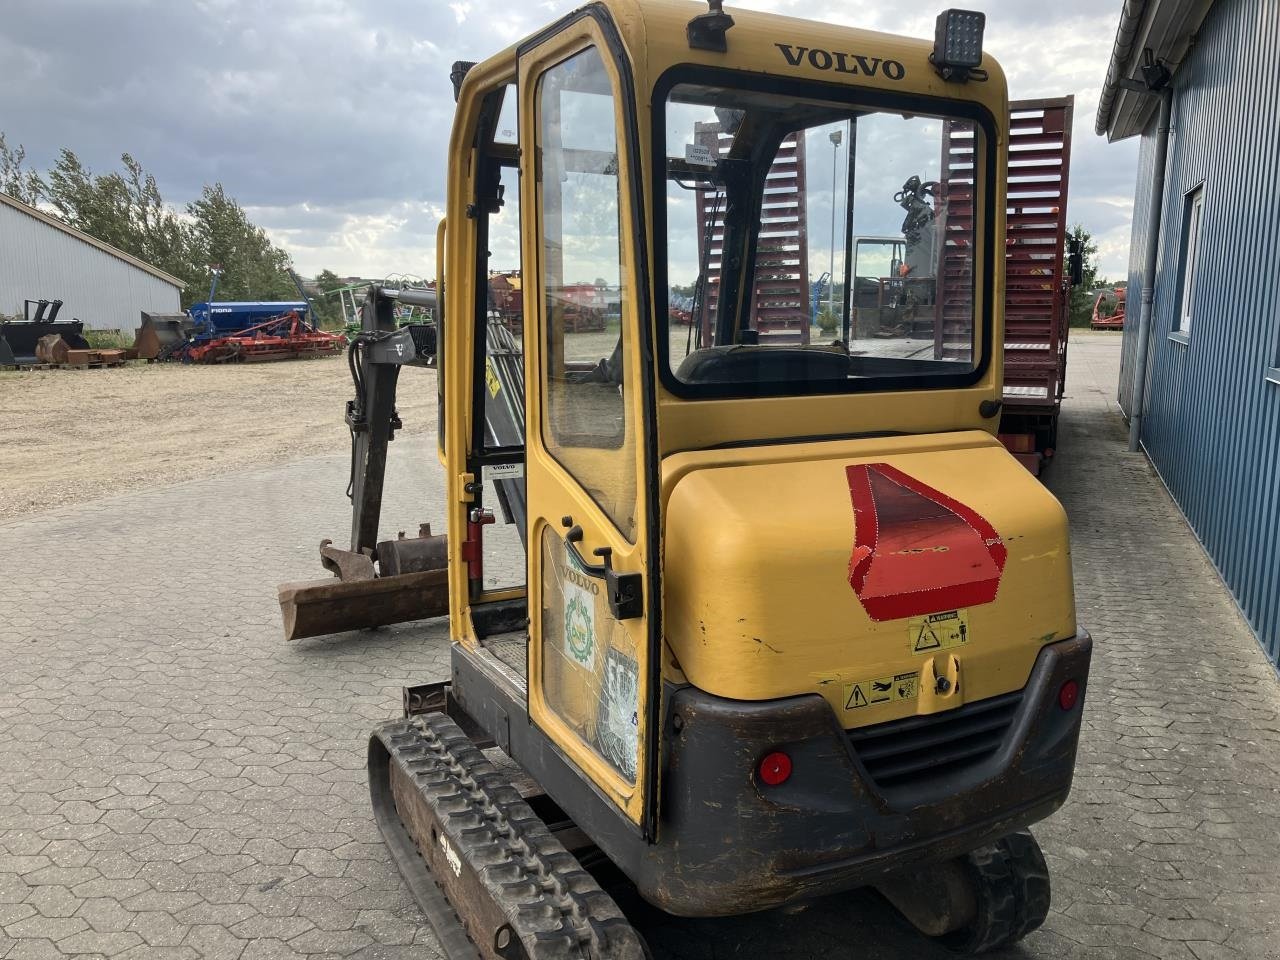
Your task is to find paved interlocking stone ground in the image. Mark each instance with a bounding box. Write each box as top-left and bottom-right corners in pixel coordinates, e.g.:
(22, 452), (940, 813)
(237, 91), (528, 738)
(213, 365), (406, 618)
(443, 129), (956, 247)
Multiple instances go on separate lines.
(2, 331), (1278, 959)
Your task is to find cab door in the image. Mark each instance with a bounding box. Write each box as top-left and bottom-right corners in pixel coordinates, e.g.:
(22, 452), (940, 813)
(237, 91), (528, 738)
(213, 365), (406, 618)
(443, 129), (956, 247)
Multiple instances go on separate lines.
(518, 19), (655, 829)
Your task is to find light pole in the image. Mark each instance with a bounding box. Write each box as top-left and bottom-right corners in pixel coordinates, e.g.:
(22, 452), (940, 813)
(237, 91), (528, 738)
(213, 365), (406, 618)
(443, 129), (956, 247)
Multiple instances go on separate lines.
(828, 128), (842, 320)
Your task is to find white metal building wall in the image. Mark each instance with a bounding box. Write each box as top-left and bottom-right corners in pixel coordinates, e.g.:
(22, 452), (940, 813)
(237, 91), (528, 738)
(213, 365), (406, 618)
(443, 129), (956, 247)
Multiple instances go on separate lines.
(0, 200), (182, 333)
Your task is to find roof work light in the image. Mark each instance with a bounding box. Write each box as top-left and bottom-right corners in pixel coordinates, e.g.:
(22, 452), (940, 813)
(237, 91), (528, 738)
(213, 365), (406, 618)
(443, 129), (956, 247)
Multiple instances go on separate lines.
(931, 9), (986, 82)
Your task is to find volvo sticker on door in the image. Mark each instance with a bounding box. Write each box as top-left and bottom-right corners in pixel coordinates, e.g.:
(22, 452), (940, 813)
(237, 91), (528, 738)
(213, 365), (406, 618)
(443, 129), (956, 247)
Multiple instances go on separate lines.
(775, 44), (906, 81)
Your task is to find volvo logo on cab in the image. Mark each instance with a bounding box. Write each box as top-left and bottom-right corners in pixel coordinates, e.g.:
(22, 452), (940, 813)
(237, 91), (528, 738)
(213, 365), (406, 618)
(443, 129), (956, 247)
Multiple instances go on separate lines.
(775, 44), (906, 81)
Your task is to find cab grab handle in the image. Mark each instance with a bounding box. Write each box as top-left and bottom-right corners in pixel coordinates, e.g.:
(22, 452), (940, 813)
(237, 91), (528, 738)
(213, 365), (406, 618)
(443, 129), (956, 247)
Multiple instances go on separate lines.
(560, 521), (643, 620)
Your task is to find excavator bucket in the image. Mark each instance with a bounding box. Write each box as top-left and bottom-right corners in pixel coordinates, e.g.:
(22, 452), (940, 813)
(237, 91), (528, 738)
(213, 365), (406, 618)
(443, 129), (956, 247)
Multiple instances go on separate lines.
(131, 312), (194, 361)
(0, 319), (90, 365)
(277, 569), (450, 641)
(277, 532), (451, 641)
(35, 334), (69, 365)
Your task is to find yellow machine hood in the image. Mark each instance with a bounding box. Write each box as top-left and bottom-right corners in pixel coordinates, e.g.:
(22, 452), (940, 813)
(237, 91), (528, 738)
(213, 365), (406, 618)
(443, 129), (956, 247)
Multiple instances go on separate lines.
(661, 432), (1076, 727)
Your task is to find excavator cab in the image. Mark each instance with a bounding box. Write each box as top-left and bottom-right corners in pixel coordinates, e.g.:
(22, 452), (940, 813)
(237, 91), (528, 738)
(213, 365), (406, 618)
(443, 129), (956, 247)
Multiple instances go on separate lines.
(283, 2), (1092, 955)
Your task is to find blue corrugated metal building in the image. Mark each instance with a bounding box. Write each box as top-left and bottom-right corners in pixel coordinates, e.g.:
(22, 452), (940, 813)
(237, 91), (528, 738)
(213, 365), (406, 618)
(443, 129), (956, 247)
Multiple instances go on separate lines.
(1098, 0), (1280, 672)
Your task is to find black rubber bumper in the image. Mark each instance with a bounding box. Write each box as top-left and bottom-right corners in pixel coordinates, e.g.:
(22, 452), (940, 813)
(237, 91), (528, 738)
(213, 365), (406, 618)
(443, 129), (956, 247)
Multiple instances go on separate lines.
(634, 632), (1092, 917)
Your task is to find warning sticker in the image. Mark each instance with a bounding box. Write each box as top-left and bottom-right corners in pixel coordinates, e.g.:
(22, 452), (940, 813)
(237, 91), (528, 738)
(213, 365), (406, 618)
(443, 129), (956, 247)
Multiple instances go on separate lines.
(485, 359), (501, 398)
(910, 610), (970, 654)
(844, 672), (919, 710)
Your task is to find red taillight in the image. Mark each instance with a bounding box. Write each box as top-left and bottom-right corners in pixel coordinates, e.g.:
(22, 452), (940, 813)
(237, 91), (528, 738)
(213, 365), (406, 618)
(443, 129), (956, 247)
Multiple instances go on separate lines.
(1058, 679), (1080, 711)
(758, 751), (792, 786)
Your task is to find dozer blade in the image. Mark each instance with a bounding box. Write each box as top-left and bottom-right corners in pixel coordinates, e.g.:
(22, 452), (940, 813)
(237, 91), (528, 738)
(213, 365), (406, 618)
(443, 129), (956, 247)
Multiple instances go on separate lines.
(277, 569), (449, 641)
(369, 714), (648, 960)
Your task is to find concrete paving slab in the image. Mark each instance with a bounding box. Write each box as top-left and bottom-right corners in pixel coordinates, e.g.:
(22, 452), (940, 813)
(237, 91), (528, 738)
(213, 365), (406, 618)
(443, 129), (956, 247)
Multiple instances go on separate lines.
(1, 331), (1278, 959)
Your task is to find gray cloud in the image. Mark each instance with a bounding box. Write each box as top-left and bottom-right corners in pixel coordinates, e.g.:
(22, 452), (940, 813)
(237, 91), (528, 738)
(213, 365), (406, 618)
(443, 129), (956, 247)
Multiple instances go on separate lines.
(0, 0), (1138, 278)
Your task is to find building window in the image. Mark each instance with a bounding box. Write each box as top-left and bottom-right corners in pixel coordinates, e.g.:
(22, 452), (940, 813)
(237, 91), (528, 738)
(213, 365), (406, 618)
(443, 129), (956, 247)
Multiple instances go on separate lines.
(1176, 184), (1205, 337)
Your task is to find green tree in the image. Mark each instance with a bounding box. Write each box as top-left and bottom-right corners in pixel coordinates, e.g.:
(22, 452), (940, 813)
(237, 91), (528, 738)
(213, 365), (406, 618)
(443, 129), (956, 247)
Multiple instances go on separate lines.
(48, 149), (136, 251)
(1066, 224), (1101, 328)
(0, 133), (45, 204)
(46, 149), (197, 292)
(310, 269), (348, 327)
(314, 269), (344, 292)
(185, 183), (295, 307)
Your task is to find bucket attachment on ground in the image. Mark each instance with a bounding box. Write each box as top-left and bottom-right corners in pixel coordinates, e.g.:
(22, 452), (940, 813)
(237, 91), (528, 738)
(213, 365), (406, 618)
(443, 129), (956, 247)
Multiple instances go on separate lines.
(33, 334), (126, 369)
(132, 312), (195, 361)
(0, 318), (90, 365)
(277, 529), (450, 641)
(278, 568), (449, 641)
(36, 334), (69, 364)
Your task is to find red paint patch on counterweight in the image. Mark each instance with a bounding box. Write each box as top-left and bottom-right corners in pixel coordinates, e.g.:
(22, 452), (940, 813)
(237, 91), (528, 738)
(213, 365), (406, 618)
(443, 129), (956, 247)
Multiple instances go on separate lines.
(846, 463), (1006, 621)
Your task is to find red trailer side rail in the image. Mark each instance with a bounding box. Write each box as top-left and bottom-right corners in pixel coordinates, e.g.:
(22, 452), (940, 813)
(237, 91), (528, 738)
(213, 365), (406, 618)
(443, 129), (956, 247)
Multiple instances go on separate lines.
(695, 127), (811, 346)
(997, 97), (1075, 474)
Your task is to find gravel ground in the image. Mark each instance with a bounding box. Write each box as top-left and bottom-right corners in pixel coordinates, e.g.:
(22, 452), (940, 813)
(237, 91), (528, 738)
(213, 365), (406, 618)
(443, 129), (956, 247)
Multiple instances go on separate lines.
(0, 358), (438, 521)
(0, 326), (954, 522)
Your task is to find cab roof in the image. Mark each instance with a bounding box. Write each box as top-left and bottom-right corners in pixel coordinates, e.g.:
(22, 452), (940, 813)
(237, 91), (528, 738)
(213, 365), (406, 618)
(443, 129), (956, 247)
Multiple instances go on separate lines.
(476, 0), (1007, 118)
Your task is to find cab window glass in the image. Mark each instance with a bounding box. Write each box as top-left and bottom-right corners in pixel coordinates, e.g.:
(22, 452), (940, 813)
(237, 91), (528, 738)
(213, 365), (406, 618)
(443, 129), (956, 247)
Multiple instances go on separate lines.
(538, 46), (635, 539)
(663, 83), (982, 392)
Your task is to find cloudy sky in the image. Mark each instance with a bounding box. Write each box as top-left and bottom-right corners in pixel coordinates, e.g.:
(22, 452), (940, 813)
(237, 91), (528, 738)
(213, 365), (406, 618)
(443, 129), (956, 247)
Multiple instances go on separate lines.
(0, 0), (1137, 280)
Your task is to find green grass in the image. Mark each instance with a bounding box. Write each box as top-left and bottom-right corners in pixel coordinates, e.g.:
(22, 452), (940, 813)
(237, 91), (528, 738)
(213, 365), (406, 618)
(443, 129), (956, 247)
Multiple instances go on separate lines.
(82, 329), (134, 349)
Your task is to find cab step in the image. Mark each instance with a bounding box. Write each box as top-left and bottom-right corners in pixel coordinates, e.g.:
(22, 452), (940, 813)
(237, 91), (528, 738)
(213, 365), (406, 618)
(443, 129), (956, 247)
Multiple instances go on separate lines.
(368, 714), (648, 960)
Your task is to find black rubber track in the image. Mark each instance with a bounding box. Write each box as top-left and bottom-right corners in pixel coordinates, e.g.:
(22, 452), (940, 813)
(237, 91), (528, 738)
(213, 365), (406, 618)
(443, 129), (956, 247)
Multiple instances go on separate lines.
(369, 714), (648, 960)
(368, 723), (482, 960)
(940, 829), (1051, 954)
(942, 841), (1017, 954)
(1001, 830), (1052, 943)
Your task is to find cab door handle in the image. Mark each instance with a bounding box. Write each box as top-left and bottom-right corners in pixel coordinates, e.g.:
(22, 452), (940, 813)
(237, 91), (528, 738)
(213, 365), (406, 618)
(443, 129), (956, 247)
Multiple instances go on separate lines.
(561, 520), (643, 620)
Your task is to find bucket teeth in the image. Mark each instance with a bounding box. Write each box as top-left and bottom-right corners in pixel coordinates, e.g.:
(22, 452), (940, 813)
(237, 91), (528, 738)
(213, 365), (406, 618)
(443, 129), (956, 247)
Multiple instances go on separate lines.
(370, 713), (647, 959)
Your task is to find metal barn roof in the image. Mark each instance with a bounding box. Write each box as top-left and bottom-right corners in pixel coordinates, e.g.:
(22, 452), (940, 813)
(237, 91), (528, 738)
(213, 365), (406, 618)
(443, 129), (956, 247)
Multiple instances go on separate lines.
(1096, 0), (1217, 141)
(0, 191), (184, 288)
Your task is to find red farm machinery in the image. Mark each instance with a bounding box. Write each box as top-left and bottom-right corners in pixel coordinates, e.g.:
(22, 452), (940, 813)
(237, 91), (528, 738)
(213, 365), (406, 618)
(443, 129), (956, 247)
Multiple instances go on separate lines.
(1092, 287), (1126, 330)
(183, 310), (345, 363)
(130, 298), (346, 365)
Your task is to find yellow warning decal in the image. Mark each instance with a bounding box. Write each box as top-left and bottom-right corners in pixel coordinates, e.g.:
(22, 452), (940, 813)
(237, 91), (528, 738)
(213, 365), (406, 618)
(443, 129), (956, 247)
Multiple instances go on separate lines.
(844, 672), (919, 710)
(910, 609), (970, 654)
(485, 359), (501, 398)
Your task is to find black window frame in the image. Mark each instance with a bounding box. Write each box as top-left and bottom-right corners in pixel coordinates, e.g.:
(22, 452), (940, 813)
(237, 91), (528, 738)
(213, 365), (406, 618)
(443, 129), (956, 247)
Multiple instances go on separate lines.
(651, 64), (999, 401)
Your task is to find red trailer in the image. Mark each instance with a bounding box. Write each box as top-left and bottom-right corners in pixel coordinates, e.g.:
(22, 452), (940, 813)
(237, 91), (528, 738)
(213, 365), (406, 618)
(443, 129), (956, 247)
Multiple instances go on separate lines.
(996, 97), (1075, 474)
(940, 97), (1074, 474)
(694, 126), (811, 345)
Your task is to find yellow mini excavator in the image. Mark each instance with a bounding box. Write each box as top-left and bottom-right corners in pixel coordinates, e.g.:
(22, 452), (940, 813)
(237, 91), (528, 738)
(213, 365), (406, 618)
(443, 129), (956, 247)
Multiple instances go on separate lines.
(278, 1), (1091, 955)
